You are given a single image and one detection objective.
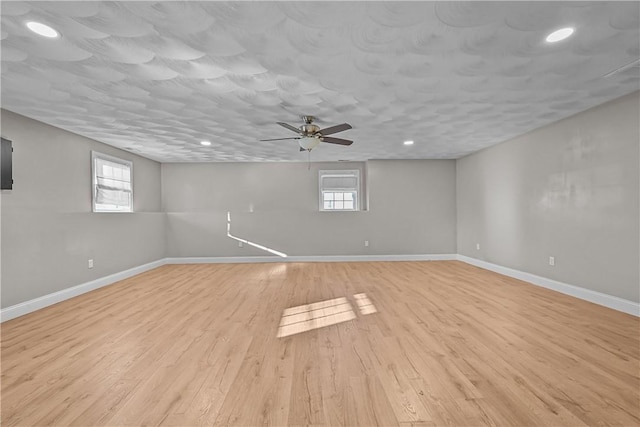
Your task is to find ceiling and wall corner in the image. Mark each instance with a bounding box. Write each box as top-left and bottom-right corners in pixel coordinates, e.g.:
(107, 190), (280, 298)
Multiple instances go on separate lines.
(1, 1), (638, 163)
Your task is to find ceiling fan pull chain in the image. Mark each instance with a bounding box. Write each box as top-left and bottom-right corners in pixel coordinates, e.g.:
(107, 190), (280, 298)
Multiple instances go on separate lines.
(308, 149), (311, 170)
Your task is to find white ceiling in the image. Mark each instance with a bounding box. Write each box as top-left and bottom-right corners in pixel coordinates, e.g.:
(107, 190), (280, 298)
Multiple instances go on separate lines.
(1, 1), (639, 163)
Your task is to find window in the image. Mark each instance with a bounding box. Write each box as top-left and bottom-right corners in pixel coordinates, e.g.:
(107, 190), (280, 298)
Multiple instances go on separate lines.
(319, 169), (359, 211)
(92, 151), (133, 212)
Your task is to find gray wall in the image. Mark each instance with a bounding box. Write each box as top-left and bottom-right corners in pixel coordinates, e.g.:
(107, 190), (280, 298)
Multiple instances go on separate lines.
(457, 92), (640, 302)
(162, 159), (457, 257)
(1, 110), (165, 308)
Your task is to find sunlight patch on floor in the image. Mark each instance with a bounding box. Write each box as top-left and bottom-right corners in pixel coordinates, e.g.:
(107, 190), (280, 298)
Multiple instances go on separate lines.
(277, 294), (378, 338)
(354, 293), (377, 315)
(277, 297), (356, 338)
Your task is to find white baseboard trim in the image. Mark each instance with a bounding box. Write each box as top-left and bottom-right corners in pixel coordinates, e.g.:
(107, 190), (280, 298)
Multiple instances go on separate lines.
(0, 259), (166, 322)
(4, 254), (636, 322)
(457, 255), (639, 317)
(165, 254), (458, 264)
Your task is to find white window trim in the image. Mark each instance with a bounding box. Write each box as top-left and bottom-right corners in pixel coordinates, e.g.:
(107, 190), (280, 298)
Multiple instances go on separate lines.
(91, 151), (133, 213)
(319, 169), (360, 212)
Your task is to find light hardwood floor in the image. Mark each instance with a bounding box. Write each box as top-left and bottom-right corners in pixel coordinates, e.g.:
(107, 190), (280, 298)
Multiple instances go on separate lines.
(2, 261), (639, 426)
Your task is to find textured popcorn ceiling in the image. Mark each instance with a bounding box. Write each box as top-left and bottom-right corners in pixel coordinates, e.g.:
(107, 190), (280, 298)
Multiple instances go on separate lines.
(1, 1), (639, 162)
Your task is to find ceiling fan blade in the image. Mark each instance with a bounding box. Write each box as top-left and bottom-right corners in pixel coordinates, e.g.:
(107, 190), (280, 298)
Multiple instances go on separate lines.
(319, 123), (352, 136)
(260, 137), (301, 141)
(277, 122), (303, 134)
(322, 136), (353, 146)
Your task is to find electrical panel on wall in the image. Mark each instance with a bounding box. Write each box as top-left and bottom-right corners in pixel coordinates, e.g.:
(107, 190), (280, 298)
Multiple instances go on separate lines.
(1, 137), (13, 190)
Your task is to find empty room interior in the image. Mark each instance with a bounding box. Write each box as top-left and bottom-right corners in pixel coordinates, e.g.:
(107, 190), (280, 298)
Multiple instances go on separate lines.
(1, 1), (639, 426)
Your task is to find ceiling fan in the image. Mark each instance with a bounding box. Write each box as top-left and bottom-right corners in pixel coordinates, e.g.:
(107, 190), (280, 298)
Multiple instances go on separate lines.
(260, 116), (353, 151)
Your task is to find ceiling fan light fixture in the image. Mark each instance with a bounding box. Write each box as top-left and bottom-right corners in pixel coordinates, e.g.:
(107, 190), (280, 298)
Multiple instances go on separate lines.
(299, 136), (321, 151)
(545, 27), (574, 43)
(25, 21), (59, 38)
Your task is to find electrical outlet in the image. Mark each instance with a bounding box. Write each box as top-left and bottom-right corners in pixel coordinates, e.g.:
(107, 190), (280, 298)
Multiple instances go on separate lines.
(238, 241), (243, 248)
(364, 240), (369, 247)
(88, 259), (94, 269)
(549, 256), (555, 266)
(476, 243), (480, 250)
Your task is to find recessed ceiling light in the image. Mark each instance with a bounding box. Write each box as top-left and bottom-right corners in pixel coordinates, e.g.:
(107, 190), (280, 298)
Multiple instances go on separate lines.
(25, 21), (59, 38)
(545, 27), (574, 43)
(403, 140), (414, 146)
(200, 140), (211, 146)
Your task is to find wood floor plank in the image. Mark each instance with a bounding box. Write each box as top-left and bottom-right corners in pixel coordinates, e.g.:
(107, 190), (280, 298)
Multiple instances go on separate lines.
(1, 261), (638, 426)
(345, 375), (400, 427)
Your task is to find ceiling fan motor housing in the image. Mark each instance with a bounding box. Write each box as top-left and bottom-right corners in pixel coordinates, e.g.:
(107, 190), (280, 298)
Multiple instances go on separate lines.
(301, 124), (320, 135)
